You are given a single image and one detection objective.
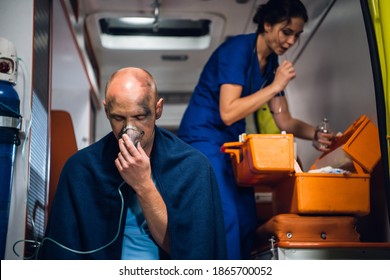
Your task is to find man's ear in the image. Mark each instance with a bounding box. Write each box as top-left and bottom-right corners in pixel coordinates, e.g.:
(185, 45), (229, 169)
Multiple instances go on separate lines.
(155, 97), (164, 120)
(103, 99), (109, 118)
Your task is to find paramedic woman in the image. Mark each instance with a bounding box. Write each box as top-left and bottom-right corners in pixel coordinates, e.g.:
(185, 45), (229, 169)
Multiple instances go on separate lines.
(178, 0), (334, 260)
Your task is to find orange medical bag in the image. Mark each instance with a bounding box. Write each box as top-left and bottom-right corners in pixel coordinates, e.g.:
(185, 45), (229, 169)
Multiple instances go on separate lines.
(254, 214), (360, 248)
(221, 115), (381, 216)
(220, 133), (295, 186)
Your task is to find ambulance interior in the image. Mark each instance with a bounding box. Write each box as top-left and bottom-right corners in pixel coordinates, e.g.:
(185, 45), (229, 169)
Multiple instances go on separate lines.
(1, 0), (389, 259)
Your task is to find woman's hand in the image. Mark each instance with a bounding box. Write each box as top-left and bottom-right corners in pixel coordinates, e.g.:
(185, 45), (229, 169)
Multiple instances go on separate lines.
(313, 130), (338, 152)
(271, 60), (296, 93)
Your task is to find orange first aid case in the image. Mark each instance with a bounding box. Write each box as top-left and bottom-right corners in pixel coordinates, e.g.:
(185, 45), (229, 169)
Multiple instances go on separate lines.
(252, 214), (390, 260)
(220, 133), (295, 186)
(222, 115), (381, 216)
(254, 214), (360, 245)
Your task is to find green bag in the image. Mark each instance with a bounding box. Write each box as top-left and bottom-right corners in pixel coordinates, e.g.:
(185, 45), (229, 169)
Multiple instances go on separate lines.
(255, 104), (281, 134)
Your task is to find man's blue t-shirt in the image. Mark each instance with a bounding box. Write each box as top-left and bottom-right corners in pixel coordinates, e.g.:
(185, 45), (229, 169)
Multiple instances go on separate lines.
(121, 176), (159, 260)
(121, 190), (159, 259)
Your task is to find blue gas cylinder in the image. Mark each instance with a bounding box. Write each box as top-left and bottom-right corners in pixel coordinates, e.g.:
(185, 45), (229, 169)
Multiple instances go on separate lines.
(0, 80), (20, 144)
(0, 79), (21, 259)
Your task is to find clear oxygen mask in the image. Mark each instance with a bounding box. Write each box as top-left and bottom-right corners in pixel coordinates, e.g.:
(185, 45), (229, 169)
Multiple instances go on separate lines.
(119, 125), (144, 146)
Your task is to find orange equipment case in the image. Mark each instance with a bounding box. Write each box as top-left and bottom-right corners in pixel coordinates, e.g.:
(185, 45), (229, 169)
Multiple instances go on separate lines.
(220, 133), (295, 186)
(222, 115), (381, 216)
(253, 214), (360, 249)
(273, 115), (380, 216)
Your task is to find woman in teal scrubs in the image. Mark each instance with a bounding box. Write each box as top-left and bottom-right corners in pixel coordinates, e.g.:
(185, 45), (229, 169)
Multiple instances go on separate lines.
(178, 0), (332, 260)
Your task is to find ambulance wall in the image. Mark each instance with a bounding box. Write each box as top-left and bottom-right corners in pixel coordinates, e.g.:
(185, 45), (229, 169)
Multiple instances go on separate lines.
(284, 0), (378, 170)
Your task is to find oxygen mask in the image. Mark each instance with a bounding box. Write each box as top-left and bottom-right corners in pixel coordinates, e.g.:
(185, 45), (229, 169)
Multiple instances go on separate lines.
(119, 125), (145, 147)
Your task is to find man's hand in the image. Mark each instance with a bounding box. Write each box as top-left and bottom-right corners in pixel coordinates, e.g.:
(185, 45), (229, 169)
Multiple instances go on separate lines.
(115, 134), (152, 192)
(115, 133), (170, 253)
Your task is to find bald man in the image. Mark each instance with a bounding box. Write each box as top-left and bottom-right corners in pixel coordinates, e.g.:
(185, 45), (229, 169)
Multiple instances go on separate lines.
(38, 67), (226, 260)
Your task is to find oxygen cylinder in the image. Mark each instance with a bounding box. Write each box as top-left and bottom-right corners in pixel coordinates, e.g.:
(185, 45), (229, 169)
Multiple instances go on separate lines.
(0, 37), (21, 259)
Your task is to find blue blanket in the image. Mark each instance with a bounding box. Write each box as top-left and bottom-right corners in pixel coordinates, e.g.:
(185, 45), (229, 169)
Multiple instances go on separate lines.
(38, 126), (226, 259)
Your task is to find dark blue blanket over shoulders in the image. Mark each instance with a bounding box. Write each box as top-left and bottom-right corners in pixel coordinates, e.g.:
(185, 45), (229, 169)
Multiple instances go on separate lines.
(38, 126), (226, 260)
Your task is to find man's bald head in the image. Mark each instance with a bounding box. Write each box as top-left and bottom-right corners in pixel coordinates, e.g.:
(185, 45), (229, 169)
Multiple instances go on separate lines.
(105, 67), (158, 102)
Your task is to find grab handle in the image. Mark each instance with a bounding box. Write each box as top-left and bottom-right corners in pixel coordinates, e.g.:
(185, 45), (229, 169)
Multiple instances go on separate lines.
(220, 141), (243, 164)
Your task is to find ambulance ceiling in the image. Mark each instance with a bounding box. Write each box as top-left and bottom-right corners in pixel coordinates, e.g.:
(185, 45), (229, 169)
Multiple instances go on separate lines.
(65, 0), (334, 98)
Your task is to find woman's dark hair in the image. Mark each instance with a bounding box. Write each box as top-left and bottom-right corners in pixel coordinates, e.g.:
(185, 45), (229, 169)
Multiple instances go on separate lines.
(253, 0), (308, 33)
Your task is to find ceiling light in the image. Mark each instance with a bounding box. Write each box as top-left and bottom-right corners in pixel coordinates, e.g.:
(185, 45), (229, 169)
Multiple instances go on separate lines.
(118, 17), (155, 25)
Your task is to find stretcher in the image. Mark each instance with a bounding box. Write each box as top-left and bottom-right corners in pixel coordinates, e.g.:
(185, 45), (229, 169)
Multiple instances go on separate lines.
(253, 240), (390, 260)
(251, 213), (390, 259)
